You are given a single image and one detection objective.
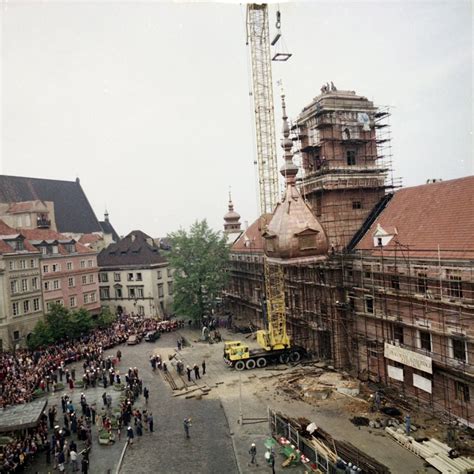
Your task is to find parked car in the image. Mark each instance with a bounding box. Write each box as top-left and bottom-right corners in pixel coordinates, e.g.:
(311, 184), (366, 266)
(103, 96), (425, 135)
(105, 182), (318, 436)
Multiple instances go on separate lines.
(127, 335), (138, 345)
(144, 331), (161, 342)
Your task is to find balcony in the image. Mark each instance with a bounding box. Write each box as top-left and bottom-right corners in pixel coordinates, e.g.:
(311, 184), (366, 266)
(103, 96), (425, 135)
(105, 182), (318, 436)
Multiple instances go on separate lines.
(36, 217), (51, 229)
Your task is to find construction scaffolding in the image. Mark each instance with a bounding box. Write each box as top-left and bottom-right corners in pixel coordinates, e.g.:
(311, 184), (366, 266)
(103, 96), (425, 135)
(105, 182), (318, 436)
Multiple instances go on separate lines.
(342, 245), (473, 427)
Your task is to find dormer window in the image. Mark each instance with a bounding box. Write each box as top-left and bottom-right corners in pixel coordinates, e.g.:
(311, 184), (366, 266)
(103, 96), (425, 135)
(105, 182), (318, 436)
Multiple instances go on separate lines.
(373, 224), (397, 247)
(299, 234), (317, 250)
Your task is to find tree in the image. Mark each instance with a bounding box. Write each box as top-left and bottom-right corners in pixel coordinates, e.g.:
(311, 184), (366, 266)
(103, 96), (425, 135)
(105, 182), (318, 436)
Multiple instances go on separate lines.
(69, 308), (93, 339)
(45, 303), (71, 341)
(95, 306), (116, 329)
(27, 320), (53, 349)
(168, 220), (229, 321)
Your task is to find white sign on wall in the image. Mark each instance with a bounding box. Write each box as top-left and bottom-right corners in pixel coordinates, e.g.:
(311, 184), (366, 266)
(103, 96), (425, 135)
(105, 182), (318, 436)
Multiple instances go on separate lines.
(384, 342), (432, 374)
(387, 365), (404, 381)
(413, 373), (432, 394)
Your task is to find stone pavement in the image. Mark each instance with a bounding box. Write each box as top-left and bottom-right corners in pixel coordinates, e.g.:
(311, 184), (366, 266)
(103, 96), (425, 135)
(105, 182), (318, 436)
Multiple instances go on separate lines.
(23, 326), (433, 473)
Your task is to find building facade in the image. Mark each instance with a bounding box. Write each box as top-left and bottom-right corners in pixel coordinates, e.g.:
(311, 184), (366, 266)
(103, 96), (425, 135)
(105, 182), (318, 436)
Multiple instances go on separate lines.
(224, 87), (474, 427)
(97, 230), (174, 317)
(0, 222), (43, 350)
(20, 229), (101, 315)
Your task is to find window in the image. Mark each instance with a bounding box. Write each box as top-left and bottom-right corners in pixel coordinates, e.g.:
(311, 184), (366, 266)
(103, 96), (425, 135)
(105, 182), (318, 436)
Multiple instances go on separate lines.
(115, 288), (123, 298)
(80, 260), (86, 268)
(168, 282), (174, 294)
(452, 339), (467, 362)
(66, 277), (73, 287)
(157, 270), (162, 280)
(167, 268), (172, 278)
(367, 341), (378, 357)
(365, 296), (374, 314)
(346, 150), (356, 166)
(10, 280), (18, 294)
(30, 259), (35, 268)
(14, 240), (24, 251)
(90, 292), (96, 302)
(299, 234), (317, 250)
(67, 262), (73, 271)
(419, 330), (432, 352)
(13, 331), (20, 341)
(19, 260), (26, 269)
(44, 281), (50, 291)
(43, 265), (49, 273)
(114, 273), (121, 282)
(86, 259), (92, 267)
(70, 296), (77, 307)
(158, 283), (164, 298)
(33, 298), (40, 311)
(52, 264), (59, 272)
(138, 305), (145, 316)
(315, 196), (322, 216)
(82, 275), (87, 285)
(136, 273), (142, 281)
(447, 270), (463, 298)
(393, 324), (404, 344)
(32, 277), (38, 290)
(89, 274), (94, 284)
(352, 201), (362, 210)
(99, 273), (109, 283)
(9, 261), (15, 271)
(12, 302), (19, 316)
(136, 288), (144, 298)
(53, 280), (60, 290)
(127, 273), (134, 281)
(23, 300), (30, 313)
(21, 279), (28, 292)
(100, 288), (110, 299)
(455, 381), (470, 402)
(52, 246), (59, 254)
(84, 293), (89, 304)
(417, 273), (427, 294)
(129, 288), (136, 298)
(41, 247), (48, 255)
(391, 275), (400, 290)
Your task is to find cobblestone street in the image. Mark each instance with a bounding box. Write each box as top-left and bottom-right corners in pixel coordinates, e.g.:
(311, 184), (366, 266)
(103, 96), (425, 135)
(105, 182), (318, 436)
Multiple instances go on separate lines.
(24, 326), (432, 473)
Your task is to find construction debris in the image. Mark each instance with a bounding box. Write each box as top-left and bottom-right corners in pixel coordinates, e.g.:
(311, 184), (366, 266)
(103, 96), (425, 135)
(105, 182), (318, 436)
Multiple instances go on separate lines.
(275, 365), (360, 402)
(386, 426), (474, 473)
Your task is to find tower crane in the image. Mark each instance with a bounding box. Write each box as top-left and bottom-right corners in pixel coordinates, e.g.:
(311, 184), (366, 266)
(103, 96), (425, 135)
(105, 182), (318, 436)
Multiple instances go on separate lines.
(223, 5), (305, 370)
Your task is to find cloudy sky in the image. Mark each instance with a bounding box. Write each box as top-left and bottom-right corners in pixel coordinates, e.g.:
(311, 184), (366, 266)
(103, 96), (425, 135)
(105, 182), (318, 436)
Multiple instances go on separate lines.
(1, 0), (472, 238)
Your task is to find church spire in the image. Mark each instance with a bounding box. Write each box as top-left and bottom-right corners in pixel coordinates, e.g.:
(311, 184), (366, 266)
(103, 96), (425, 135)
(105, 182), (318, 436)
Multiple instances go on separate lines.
(279, 94), (299, 186)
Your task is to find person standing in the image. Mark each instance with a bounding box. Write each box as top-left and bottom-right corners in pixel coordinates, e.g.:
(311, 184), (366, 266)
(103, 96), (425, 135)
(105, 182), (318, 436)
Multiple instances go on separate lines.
(269, 450), (275, 474)
(148, 413), (154, 432)
(81, 456), (89, 474)
(183, 418), (192, 439)
(127, 426), (134, 445)
(202, 360), (206, 376)
(193, 364), (200, 380)
(249, 443), (257, 465)
(70, 449), (78, 472)
(143, 387), (149, 404)
(186, 366), (192, 382)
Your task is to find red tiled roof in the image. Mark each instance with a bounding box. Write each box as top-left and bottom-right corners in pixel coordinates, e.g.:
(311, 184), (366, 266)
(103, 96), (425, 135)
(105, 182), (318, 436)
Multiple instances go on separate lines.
(79, 233), (102, 244)
(0, 220), (16, 235)
(19, 228), (93, 254)
(0, 220), (39, 254)
(231, 214), (271, 253)
(356, 176), (474, 259)
(8, 200), (47, 213)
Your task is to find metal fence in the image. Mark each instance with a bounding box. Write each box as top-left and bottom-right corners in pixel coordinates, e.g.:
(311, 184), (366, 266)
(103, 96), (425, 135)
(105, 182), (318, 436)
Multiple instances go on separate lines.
(268, 408), (340, 474)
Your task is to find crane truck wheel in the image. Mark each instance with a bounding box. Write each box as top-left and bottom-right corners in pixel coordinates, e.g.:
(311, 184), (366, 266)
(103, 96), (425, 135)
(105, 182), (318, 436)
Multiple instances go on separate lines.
(234, 360), (245, 371)
(256, 357), (267, 368)
(290, 351), (301, 362)
(279, 353), (290, 364)
(245, 359), (256, 370)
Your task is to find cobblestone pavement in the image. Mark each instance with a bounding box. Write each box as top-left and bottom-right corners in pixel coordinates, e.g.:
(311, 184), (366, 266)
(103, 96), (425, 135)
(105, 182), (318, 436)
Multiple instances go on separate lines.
(24, 326), (433, 474)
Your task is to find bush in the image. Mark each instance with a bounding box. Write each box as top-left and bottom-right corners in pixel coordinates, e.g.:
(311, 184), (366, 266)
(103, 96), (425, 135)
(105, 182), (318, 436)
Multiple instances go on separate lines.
(113, 383), (124, 391)
(54, 383), (65, 392)
(32, 388), (46, 399)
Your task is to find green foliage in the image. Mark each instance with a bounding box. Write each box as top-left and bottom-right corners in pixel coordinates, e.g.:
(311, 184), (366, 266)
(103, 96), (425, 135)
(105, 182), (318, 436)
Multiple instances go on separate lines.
(94, 306), (116, 329)
(27, 304), (116, 349)
(167, 219), (229, 321)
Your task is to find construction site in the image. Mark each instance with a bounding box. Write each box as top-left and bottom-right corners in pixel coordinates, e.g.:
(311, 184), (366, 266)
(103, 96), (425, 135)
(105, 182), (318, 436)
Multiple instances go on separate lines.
(222, 3), (474, 472)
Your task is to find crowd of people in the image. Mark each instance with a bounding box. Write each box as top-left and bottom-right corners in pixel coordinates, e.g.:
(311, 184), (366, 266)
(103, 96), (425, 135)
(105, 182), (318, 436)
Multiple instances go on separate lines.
(0, 314), (168, 408)
(0, 313), (176, 473)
